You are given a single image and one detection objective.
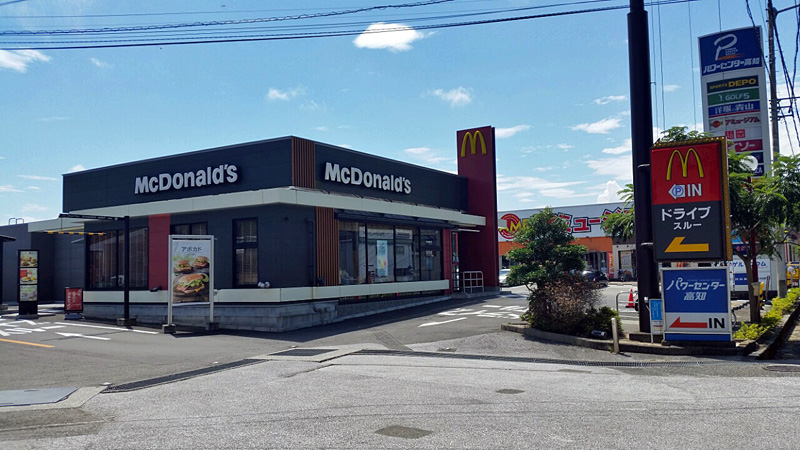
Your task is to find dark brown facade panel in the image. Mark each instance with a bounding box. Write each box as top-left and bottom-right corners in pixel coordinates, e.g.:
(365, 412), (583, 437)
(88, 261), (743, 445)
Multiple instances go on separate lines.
(315, 207), (338, 286)
(292, 137), (316, 189)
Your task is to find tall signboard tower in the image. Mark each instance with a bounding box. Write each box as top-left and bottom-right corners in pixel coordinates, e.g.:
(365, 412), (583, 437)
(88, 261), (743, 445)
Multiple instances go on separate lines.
(457, 126), (499, 288)
(651, 137), (734, 342)
(700, 27), (771, 176)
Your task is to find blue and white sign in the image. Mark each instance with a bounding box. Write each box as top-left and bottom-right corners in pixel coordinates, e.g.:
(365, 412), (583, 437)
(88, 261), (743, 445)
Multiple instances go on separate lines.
(649, 298), (664, 335)
(662, 267), (731, 341)
(699, 27), (763, 75)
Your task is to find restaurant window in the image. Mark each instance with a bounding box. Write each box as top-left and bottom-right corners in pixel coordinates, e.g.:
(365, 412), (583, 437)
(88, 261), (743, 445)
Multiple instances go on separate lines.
(395, 226), (419, 282)
(339, 222), (366, 285)
(171, 222), (208, 235)
(420, 228), (442, 281)
(87, 228), (148, 289)
(367, 224), (395, 283)
(234, 218), (258, 287)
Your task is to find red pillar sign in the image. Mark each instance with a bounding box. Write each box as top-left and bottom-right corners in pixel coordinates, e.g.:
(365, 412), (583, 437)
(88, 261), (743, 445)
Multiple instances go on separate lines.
(457, 126), (499, 287)
(650, 138), (732, 262)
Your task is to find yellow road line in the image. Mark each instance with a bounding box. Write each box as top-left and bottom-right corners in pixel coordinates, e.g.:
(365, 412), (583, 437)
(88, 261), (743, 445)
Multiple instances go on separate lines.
(0, 338), (54, 348)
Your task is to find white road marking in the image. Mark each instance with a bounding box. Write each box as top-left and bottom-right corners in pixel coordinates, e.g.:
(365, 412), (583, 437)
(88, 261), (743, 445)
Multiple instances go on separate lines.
(55, 322), (158, 334)
(56, 332), (111, 341)
(418, 317), (468, 327)
(41, 326), (66, 330)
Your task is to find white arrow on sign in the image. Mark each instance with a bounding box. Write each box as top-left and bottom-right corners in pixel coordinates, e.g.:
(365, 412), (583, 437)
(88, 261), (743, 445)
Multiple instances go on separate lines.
(418, 317), (468, 327)
(56, 332), (110, 341)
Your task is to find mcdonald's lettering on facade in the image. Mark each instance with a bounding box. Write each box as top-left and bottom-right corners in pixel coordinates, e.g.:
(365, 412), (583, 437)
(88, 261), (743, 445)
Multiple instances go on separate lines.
(460, 130), (487, 158)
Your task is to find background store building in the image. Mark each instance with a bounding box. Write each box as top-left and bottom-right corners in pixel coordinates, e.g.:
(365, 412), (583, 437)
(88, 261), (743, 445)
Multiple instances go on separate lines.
(1, 131), (501, 331)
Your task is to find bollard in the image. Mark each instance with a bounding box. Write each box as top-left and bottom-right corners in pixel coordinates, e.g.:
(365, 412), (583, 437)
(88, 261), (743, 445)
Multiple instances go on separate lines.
(611, 318), (620, 354)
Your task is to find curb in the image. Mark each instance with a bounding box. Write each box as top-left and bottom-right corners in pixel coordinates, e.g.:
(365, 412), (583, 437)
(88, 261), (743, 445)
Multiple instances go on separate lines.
(749, 302), (800, 360)
(502, 323), (754, 356)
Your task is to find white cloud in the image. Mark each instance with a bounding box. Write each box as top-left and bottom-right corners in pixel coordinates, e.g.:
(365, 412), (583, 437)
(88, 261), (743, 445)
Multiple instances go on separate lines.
(37, 116), (71, 122)
(0, 185), (23, 193)
(404, 147), (450, 166)
(596, 180), (624, 203)
(27, 186), (41, 191)
(601, 138), (632, 155)
(556, 144), (573, 150)
(584, 155), (632, 181)
(69, 164), (86, 173)
(267, 86), (305, 101)
(19, 174), (57, 181)
(22, 203), (48, 212)
(353, 22), (427, 52)
(90, 57), (111, 69)
(431, 87), (472, 107)
(496, 125), (530, 139)
(663, 84), (680, 92)
(301, 100), (325, 111)
(315, 126), (329, 132)
(0, 50), (51, 72)
(594, 95), (627, 105)
(572, 117), (623, 134)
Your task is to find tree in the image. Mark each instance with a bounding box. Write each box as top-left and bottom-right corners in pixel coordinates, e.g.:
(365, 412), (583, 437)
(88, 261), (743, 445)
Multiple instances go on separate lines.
(600, 183), (635, 241)
(507, 208), (616, 337)
(506, 207), (587, 290)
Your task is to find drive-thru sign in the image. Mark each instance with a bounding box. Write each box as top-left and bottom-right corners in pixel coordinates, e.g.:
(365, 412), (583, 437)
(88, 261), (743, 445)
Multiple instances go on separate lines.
(662, 267), (732, 342)
(650, 138), (732, 262)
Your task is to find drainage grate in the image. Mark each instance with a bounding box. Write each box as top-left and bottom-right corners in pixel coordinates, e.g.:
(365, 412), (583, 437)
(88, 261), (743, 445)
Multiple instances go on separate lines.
(270, 348), (338, 357)
(764, 364), (800, 373)
(103, 359), (262, 393)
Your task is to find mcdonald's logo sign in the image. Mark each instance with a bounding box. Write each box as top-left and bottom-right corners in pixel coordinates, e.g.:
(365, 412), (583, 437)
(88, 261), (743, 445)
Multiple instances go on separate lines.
(666, 147), (705, 180)
(460, 130), (487, 158)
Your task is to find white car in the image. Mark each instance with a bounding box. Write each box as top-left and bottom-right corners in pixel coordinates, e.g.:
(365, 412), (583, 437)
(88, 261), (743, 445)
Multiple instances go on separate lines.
(499, 268), (511, 286)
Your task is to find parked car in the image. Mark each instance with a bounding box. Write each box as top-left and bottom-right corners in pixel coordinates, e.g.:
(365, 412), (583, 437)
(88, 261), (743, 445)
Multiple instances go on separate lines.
(499, 268), (511, 286)
(582, 269), (609, 288)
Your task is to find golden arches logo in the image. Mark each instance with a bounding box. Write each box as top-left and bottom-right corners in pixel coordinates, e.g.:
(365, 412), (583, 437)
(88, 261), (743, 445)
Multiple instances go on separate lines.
(460, 130), (487, 158)
(666, 148), (705, 181)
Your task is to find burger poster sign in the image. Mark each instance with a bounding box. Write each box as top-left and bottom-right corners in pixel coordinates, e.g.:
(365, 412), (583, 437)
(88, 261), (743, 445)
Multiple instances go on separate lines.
(169, 236), (213, 305)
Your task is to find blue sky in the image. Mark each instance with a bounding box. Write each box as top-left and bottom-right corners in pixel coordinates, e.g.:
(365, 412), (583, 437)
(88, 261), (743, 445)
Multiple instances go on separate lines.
(2, 0), (798, 225)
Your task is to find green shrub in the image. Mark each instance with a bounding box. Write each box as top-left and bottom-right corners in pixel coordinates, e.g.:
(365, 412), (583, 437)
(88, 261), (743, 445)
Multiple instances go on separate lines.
(732, 288), (800, 340)
(521, 276), (615, 338)
(578, 306), (623, 337)
(734, 322), (764, 340)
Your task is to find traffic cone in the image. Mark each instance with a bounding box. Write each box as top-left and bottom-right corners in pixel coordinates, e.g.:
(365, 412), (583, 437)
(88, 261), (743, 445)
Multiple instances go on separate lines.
(626, 289), (635, 308)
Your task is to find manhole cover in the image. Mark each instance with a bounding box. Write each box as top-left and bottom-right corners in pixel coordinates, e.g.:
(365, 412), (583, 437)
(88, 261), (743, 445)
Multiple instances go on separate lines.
(764, 364), (800, 373)
(375, 425), (432, 439)
(270, 348), (337, 357)
(496, 389), (524, 395)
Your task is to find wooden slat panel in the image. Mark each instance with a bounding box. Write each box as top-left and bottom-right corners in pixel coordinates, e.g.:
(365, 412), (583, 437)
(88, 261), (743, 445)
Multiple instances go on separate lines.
(292, 137), (316, 189)
(315, 207), (339, 286)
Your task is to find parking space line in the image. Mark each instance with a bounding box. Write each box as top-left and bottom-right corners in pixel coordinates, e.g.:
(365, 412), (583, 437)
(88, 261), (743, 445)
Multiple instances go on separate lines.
(0, 338), (54, 348)
(55, 322), (158, 334)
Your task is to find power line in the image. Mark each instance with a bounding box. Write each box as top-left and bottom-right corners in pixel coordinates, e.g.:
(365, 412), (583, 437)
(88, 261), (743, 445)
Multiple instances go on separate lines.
(0, 0), (456, 35)
(0, 0), (699, 50)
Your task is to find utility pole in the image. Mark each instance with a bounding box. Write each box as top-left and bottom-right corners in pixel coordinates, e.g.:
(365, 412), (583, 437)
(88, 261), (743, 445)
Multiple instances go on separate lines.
(767, 0), (799, 298)
(628, 0), (658, 332)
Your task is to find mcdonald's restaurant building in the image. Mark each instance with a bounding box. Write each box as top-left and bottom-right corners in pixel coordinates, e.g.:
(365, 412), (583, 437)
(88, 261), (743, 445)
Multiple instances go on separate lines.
(0, 129), (500, 331)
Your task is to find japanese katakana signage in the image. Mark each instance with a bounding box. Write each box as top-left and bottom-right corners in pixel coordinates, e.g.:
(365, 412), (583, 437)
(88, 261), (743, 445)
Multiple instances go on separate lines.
(650, 138), (732, 262)
(700, 26), (771, 178)
(662, 267), (732, 342)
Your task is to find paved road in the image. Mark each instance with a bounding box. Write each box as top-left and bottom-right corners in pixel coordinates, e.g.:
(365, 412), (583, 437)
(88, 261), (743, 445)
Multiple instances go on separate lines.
(2, 290), (800, 448)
